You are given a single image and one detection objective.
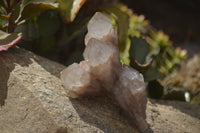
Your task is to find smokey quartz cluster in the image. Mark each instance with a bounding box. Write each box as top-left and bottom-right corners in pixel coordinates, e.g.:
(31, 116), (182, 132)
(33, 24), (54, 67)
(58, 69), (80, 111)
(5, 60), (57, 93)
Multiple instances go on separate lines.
(60, 12), (148, 130)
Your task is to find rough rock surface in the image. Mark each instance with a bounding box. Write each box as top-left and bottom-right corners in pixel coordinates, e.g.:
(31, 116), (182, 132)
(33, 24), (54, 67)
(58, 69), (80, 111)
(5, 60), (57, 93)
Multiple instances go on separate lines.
(0, 47), (200, 133)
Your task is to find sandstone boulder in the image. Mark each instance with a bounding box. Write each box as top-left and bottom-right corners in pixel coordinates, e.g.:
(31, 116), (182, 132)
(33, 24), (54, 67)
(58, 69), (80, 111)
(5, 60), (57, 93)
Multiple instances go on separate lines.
(0, 47), (200, 133)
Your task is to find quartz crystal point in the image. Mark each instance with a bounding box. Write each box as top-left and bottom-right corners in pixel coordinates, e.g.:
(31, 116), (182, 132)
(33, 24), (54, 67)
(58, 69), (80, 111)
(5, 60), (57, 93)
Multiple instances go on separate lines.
(85, 12), (118, 45)
(114, 65), (148, 130)
(83, 38), (121, 91)
(60, 62), (102, 98)
(60, 12), (148, 131)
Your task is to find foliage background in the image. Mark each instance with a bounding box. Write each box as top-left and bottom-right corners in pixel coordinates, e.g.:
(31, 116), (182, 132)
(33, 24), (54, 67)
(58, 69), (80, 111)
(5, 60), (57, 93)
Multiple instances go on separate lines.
(1, 0), (200, 104)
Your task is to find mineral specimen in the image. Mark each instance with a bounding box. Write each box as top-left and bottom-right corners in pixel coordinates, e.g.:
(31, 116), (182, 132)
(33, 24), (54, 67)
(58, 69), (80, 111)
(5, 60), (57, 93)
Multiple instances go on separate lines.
(114, 65), (147, 130)
(84, 12), (118, 45)
(60, 12), (148, 131)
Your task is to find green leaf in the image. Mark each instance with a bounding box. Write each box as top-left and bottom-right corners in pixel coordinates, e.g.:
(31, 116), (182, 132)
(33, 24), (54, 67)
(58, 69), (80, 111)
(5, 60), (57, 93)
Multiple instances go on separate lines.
(15, 10), (60, 41)
(0, 14), (9, 30)
(147, 80), (164, 99)
(143, 67), (161, 82)
(35, 36), (55, 55)
(129, 37), (152, 73)
(0, 30), (22, 51)
(105, 4), (129, 51)
(57, 0), (86, 23)
(130, 37), (149, 64)
(20, 3), (57, 21)
(130, 56), (152, 73)
(37, 10), (60, 37)
(13, 0), (58, 24)
(0, 5), (7, 15)
(15, 21), (38, 41)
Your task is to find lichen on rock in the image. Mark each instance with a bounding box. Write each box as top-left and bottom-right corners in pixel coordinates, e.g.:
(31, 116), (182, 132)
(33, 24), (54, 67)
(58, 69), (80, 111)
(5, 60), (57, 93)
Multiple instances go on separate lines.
(60, 12), (148, 131)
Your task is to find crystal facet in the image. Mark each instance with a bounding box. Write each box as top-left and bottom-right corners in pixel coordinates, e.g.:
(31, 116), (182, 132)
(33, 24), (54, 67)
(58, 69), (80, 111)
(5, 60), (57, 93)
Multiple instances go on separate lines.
(85, 12), (118, 45)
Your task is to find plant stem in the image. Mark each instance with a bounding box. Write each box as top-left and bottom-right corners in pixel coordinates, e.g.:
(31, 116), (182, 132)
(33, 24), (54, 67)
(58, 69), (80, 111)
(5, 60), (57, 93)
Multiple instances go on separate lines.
(8, 15), (16, 32)
(6, 0), (10, 10)
(6, 0), (21, 32)
(11, 0), (20, 9)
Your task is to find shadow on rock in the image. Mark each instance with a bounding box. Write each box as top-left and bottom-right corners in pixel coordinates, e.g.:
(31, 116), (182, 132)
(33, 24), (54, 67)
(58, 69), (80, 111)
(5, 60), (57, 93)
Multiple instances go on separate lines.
(70, 97), (153, 133)
(0, 47), (33, 106)
(55, 127), (68, 133)
(33, 55), (66, 78)
(0, 62), (10, 106)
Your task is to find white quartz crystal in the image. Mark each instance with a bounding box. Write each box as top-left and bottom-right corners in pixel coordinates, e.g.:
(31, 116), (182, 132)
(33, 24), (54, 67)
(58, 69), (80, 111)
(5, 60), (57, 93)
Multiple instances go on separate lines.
(60, 62), (101, 98)
(83, 38), (121, 90)
(60, 12), (148, 131)
(85, 12), (118, 45)
(114, 65), (147, 130)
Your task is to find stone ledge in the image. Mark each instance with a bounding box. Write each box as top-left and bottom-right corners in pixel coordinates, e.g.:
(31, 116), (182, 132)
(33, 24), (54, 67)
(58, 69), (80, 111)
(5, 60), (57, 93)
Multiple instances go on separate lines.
(0, 47), (199, 133)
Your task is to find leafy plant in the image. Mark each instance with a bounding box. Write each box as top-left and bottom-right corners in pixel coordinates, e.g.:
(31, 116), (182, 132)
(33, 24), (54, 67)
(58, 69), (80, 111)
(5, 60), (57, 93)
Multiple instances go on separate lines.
(105, 3), (187, 80)
(0, 30), (22, 50)
(0, 0), (86, 51)
(0, 0), (189, 101)
(103, 3), (188, 100)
